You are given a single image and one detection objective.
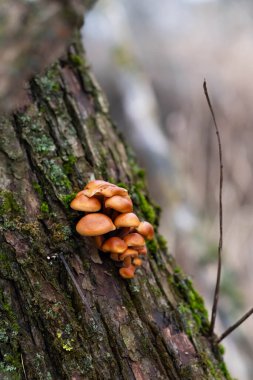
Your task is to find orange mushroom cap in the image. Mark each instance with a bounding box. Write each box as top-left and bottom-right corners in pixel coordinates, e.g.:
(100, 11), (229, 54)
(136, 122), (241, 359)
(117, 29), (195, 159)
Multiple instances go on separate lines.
(70, 194), (101, 212)
(114, 213), (140, 228)
(101, 237), (127, 253)
(98, 185), (128, 198)
(136, 245), (147, 256)
(119, 248), (139, 261)
(136, 221), (154, 240)
(133, 258), (143, 267)
(104, 195), (133, 213)
(119, 265), (136, 279)
(81, 180), (113, 197)
(76, 213), (116, 236)
(123, 233), (145, 247)
(85, 180), (112, 188)
(82, 180), (128, 198)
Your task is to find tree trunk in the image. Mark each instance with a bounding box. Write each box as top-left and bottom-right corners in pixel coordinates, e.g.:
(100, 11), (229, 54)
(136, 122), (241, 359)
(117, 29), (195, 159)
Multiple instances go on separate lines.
(0, 33), (232, 380)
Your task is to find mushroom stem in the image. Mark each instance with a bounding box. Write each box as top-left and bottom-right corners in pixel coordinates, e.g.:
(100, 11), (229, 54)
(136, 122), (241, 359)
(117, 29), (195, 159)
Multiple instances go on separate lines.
(119, 265), (136, 279)
(117, 227), (132, 238)
(123, 256), (132, 267)
(94, 236), (104, 249)
(110, 253), (120, 261)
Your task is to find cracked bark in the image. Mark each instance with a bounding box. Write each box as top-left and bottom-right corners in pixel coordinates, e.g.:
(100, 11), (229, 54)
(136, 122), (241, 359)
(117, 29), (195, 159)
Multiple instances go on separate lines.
(0, 32), (232, 380)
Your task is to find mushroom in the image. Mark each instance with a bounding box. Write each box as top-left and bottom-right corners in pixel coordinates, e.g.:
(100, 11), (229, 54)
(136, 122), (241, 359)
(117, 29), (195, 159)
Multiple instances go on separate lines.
(123, 233), (145, 248)
(94, 235), (104, 249)
(133, 258), (142, 267)
(81, 180), (113, 197)
(85, 180), (112, 189)
(71, 179), (153, 280)
(110, 253), (121, 261)
(98, 185), (128, 198)
(70, 194), (101, 212)
(114, 213), (140, 228)
(136, 221), (154, 240)
(136, 245), (148, 256)
(76, 213), (116, 236)
(104, 195), (133, 213)
(119, 248), (138, 267)
(101, 237), (127, 254)
(83, 180), (127, 198)
(119, 265), (136, 279)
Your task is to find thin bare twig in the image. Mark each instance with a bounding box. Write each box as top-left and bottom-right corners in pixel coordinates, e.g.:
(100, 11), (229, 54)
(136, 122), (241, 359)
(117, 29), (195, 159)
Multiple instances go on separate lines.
(21, 353), (28, 380)
(59, 253), (93, 316)
(203, 80), (223, 335)
(217, 308), (253, 343)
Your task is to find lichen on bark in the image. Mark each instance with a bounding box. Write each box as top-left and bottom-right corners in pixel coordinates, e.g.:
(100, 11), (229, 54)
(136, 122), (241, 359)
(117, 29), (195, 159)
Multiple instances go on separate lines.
(0, 34), (233, 379)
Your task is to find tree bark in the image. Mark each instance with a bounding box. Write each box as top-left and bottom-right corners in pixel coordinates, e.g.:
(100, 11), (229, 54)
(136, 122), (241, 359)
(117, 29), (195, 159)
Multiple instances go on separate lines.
(0, 34), (232, 379)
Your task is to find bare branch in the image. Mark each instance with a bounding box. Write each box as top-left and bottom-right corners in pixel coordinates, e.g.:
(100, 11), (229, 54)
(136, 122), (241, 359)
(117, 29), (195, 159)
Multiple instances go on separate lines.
(217, 308), (253, 343)
(21, 353), (28, 380)
(59, 253), (93, 316)
(203, 80), (223, 336)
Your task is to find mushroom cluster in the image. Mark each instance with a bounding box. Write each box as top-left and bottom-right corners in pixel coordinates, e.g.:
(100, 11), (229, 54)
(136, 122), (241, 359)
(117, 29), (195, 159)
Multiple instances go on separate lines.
(70, 180), (154, 279)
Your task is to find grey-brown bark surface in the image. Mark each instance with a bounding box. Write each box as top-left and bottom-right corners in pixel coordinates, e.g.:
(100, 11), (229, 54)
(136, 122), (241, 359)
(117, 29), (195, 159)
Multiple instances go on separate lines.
(0, 34), (233, 379)
(0, 0), (95, 113)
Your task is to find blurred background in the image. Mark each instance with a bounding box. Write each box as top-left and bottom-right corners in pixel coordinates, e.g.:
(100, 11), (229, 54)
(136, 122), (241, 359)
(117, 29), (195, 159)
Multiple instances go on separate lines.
(83, 0), (253, 378)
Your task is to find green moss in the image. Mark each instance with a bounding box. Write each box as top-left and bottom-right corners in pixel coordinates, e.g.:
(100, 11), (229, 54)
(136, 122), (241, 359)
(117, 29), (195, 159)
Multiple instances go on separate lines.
(169, 272), (209, 334)
(178, 302), (198, 338)
(146, 240), (158, 256)
(157, 234), (168, 250)
(82, 354), (93, 373)
(149, 284), (162, 298)
(128, 156), (146, 180)
(60, 193), (77, 208)
(30, 134), (55, 155)
(39, 76), (60, 94)
(45, 302), (62, 320)
(200, 351), (220, 378)
(166, 326), (233, 380)
(40, 202), (49, 214)
(19, 114), (31, 124)
(32, 182), (43, 198)
(56, 330), (75, 352)
(69, 54), (84, 68)
(63, 155), (77, 175)
(128, 283), (140, 294)
(115, 182), (128, 190)
(32, 352), (53, 380)
(20, 221), (41, 239)
(0, 246), (16, 279)
(44, 159), (71, 191)
(199, 350), (234, 380)
(173, 266), (183, 275)
(218, 361), (234, 380)
(218, 344), (225, 355)
(0, 289), (21, 379)
(51, 223), (72, 243)
(0, 191), (21, 217)
(35, 64), (61, 97)
(133, 190), (157, 225)
(128, 156), (160, 226)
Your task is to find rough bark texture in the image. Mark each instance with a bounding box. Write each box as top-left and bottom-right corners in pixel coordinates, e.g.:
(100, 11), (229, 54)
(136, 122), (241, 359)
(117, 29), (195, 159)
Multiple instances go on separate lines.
(0, 35), (233, 380)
